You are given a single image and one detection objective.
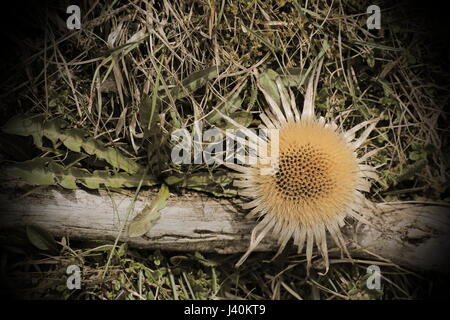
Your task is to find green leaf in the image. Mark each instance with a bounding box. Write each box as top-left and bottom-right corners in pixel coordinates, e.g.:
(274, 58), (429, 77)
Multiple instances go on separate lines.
(139, 60), (164, 139)
(2, 114), (45, 147)
(26, 225), (57, 251)
(193, 251), (218, 267)
(164, 171), (235, 197)
(139, 96), (162, 140)
(128, 184), (170, 237)
(149, 61), (163, 129)
(170, 66), (224, 101)
(282, 68), (308, 87)
(258, 69), (281, 106)
(4, 158), (55, 185)
(2, 115), (142, 174)
(378, 80), (394, 97)
(241, 25), (282, 52)
(409, 150), (426, 161)
(206, 86), (244, 124)
(223, 111), (253, 129)
(396, 159), (428, 184)
(2, 157), (157, 189)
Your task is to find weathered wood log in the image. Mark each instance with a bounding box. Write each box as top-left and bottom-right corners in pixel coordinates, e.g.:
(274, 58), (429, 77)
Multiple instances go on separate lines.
(1, 187), (449, 274)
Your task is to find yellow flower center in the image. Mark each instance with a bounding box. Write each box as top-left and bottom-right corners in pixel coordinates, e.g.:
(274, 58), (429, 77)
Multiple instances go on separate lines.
(256, 121), (360, 224)
(274, 143), (336, 202)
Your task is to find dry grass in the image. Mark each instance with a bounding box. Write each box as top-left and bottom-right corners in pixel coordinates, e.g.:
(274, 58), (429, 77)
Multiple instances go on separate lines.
(0, 0), (449, 299)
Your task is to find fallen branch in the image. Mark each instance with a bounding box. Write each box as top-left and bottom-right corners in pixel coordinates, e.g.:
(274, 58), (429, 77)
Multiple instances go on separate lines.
(1, 187), (449, 274)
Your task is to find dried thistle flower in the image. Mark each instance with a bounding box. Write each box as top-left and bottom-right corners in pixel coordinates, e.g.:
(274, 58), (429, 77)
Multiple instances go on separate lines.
(225, 62), (380, 273)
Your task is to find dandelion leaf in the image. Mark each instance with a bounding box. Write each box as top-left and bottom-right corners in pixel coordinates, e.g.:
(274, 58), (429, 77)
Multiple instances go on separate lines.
(170, 65), (224, 101)
(2, 115), (142, 174)
(128, 184), (169, 237)
(26, 225), (57, 251)
(2, 158), (156, 189)
(4, 157), (56, 185)
(258, 69), (281, 106)
(2, 114), (45, 147)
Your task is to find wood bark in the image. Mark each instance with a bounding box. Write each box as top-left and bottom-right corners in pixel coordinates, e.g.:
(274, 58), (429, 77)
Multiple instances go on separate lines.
(1, 187), (449, 274)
